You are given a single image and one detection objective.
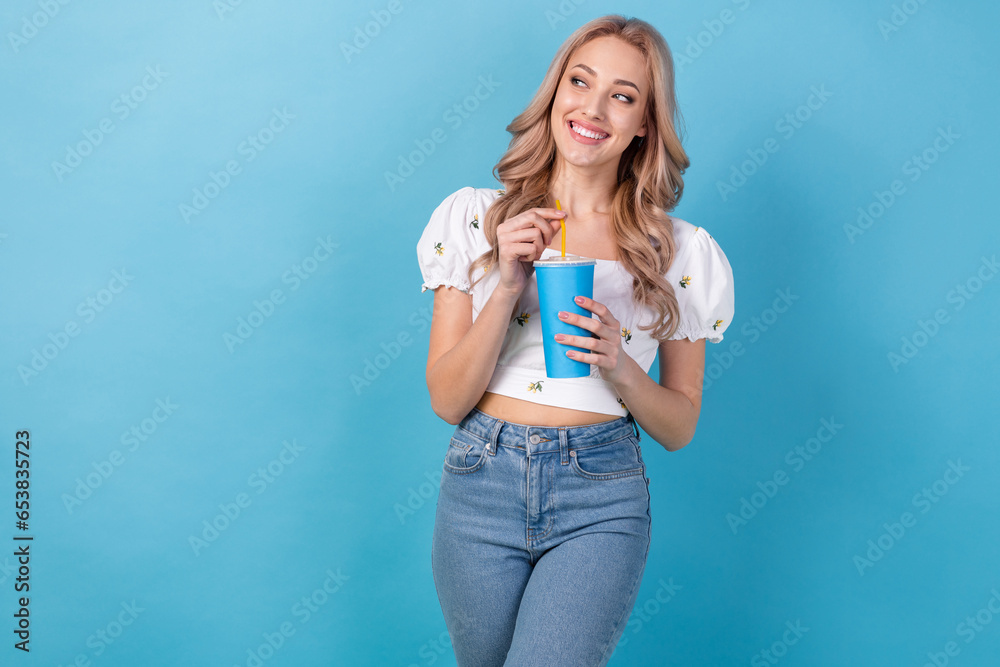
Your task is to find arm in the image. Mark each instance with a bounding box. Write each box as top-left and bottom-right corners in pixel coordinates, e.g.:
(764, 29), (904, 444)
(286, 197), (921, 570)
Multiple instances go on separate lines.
(612, 338), (705, 452)
(425, 284), (522, 425)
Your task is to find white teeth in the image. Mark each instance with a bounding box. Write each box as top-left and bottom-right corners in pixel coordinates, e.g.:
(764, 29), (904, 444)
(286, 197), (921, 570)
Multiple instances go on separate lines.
(571, 121), (608, 140)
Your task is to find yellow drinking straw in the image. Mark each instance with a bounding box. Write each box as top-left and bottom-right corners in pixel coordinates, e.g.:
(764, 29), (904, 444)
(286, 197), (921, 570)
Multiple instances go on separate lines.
(556, 199), (565, 257)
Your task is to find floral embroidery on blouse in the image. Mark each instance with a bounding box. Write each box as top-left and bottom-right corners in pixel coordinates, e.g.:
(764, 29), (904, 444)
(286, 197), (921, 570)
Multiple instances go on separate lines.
(527, 381), (543, 393)
(620, 327), (632, 344)
(680, 276), (691, 288)
(469, 213), (479, 229)
(433, 242), (444, 256)
(515, 311), (531, 326)
(713, 319), (724, 330)
(496, 189), (505, 195)
(617, 397), (628, 411)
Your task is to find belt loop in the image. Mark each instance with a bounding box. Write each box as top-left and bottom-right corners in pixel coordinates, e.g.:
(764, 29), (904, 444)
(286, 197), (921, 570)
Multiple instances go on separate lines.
(628, 413), (641, 441)
(559, 427), (569, 465)
(489, 417), (503, 455)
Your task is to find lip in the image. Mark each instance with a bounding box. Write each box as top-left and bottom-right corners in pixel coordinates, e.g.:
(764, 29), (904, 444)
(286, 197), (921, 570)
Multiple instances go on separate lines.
(568, 119), (610, 144)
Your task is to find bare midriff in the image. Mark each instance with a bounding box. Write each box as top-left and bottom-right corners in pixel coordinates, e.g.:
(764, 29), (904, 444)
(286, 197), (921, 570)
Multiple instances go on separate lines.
(475, 391), (620, 427)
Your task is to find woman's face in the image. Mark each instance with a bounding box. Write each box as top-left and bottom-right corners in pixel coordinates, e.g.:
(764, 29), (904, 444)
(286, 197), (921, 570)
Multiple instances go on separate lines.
(549, 35), (650, 174)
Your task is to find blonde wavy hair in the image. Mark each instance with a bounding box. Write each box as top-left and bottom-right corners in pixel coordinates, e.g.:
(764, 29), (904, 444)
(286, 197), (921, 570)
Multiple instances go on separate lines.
(464, 14), (690, 342)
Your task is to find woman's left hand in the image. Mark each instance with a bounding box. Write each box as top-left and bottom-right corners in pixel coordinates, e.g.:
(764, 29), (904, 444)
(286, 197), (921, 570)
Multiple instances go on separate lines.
(554, 295), (631, 386)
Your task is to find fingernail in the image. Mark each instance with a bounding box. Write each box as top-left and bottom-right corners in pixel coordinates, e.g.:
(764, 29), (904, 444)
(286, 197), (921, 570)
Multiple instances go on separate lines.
(574, 296), (584, 303)
(559, 312), (568, 318)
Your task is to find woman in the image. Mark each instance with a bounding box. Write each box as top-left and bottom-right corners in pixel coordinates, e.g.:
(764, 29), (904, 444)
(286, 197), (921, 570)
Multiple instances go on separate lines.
(415, 14), (735, 666)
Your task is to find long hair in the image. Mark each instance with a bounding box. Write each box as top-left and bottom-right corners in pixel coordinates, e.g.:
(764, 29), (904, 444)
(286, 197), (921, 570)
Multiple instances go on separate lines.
(464, 14), (689, 342)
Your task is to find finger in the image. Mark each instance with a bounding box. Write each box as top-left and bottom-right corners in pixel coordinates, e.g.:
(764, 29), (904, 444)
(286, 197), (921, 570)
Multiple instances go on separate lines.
(543, 210), (568, 235)
(573, 296), (611, 323)
(506, 242), (544, 262)
(511, 211), (564, 244)
(500, 232), (544, 259)
(528, 213), (561, 246)
(507, 210), (564, 230)
(503, 223), (550, 246)
(566, 348), (599, 364)
(533, 235), (549, 258)
(559, 310), (596, 332)
(554, 333), (595, 348)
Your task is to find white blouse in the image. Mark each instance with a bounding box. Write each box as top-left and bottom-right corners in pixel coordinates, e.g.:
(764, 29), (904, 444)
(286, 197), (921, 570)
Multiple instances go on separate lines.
(416, 186), (735, 417)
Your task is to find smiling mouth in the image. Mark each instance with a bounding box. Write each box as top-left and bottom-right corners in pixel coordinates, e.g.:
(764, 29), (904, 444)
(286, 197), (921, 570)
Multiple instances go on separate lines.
(569, 120), (609, 141)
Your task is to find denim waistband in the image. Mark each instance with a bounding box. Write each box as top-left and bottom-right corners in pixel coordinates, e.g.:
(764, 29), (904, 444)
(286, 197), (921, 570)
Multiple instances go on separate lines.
(458, 407), (640, 459)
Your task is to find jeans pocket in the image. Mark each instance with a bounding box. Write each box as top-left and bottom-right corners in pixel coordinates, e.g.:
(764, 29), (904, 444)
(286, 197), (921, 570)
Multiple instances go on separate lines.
(569, 436), (644, 481)
(443, 427), (490, 475)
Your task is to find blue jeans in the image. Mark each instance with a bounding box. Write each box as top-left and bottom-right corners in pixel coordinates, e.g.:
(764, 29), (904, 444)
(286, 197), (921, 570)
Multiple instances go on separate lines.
(431, 407), (652, 666)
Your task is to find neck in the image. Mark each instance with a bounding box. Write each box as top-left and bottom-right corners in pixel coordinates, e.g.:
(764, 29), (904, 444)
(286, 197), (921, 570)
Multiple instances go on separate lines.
(547, 157), (617, 220)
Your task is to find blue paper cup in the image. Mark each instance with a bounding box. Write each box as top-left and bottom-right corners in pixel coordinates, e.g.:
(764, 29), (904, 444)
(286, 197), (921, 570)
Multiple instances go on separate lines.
(533, 255), (597, 378)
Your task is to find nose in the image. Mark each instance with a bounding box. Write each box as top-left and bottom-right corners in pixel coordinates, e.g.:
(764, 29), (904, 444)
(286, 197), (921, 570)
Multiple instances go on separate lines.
(582, 94), (606, 122)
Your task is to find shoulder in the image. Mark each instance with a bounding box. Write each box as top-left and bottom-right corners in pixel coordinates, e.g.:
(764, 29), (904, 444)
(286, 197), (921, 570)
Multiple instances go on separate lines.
(467, 186), (506, 215)
(434, 186), (506, 210)
(419, 186), (505, 254)
(661, 214), (735, 342)
(665, 214), (731, 272)
(425, 187), (503, 231)
(427, 186), (505, 238)
(665, 214), (701, 255)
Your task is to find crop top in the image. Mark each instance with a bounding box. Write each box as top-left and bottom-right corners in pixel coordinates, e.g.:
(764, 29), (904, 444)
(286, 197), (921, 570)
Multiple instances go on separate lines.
(415, 186), (735, 418)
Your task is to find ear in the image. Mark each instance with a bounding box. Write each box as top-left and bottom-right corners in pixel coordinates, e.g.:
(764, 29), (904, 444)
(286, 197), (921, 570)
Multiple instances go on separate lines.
(637, 113), (649, 138)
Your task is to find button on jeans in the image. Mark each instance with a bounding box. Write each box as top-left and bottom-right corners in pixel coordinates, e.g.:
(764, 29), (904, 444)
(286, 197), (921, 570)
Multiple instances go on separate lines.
(431, 407), (652, 666)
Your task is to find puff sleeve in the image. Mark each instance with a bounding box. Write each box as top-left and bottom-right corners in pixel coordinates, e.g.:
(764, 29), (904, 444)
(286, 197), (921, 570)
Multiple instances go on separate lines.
(416, 186), (481, 294)
(669, 227), (735, 343)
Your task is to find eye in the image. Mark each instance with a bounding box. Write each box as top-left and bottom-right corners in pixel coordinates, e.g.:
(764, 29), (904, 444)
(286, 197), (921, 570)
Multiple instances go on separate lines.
(570, 75), (633, 103)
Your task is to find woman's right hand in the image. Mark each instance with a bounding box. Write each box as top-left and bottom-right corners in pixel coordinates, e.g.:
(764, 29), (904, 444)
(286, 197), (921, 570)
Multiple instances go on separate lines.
(496, 207), (567, 296)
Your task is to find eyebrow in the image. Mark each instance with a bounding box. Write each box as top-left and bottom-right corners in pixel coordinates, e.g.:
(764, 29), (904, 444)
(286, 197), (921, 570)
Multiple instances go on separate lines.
(570, 64), (641, 94)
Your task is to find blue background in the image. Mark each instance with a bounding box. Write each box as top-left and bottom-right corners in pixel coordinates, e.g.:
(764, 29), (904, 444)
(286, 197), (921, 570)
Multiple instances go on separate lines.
(2, 0), (998, 665)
